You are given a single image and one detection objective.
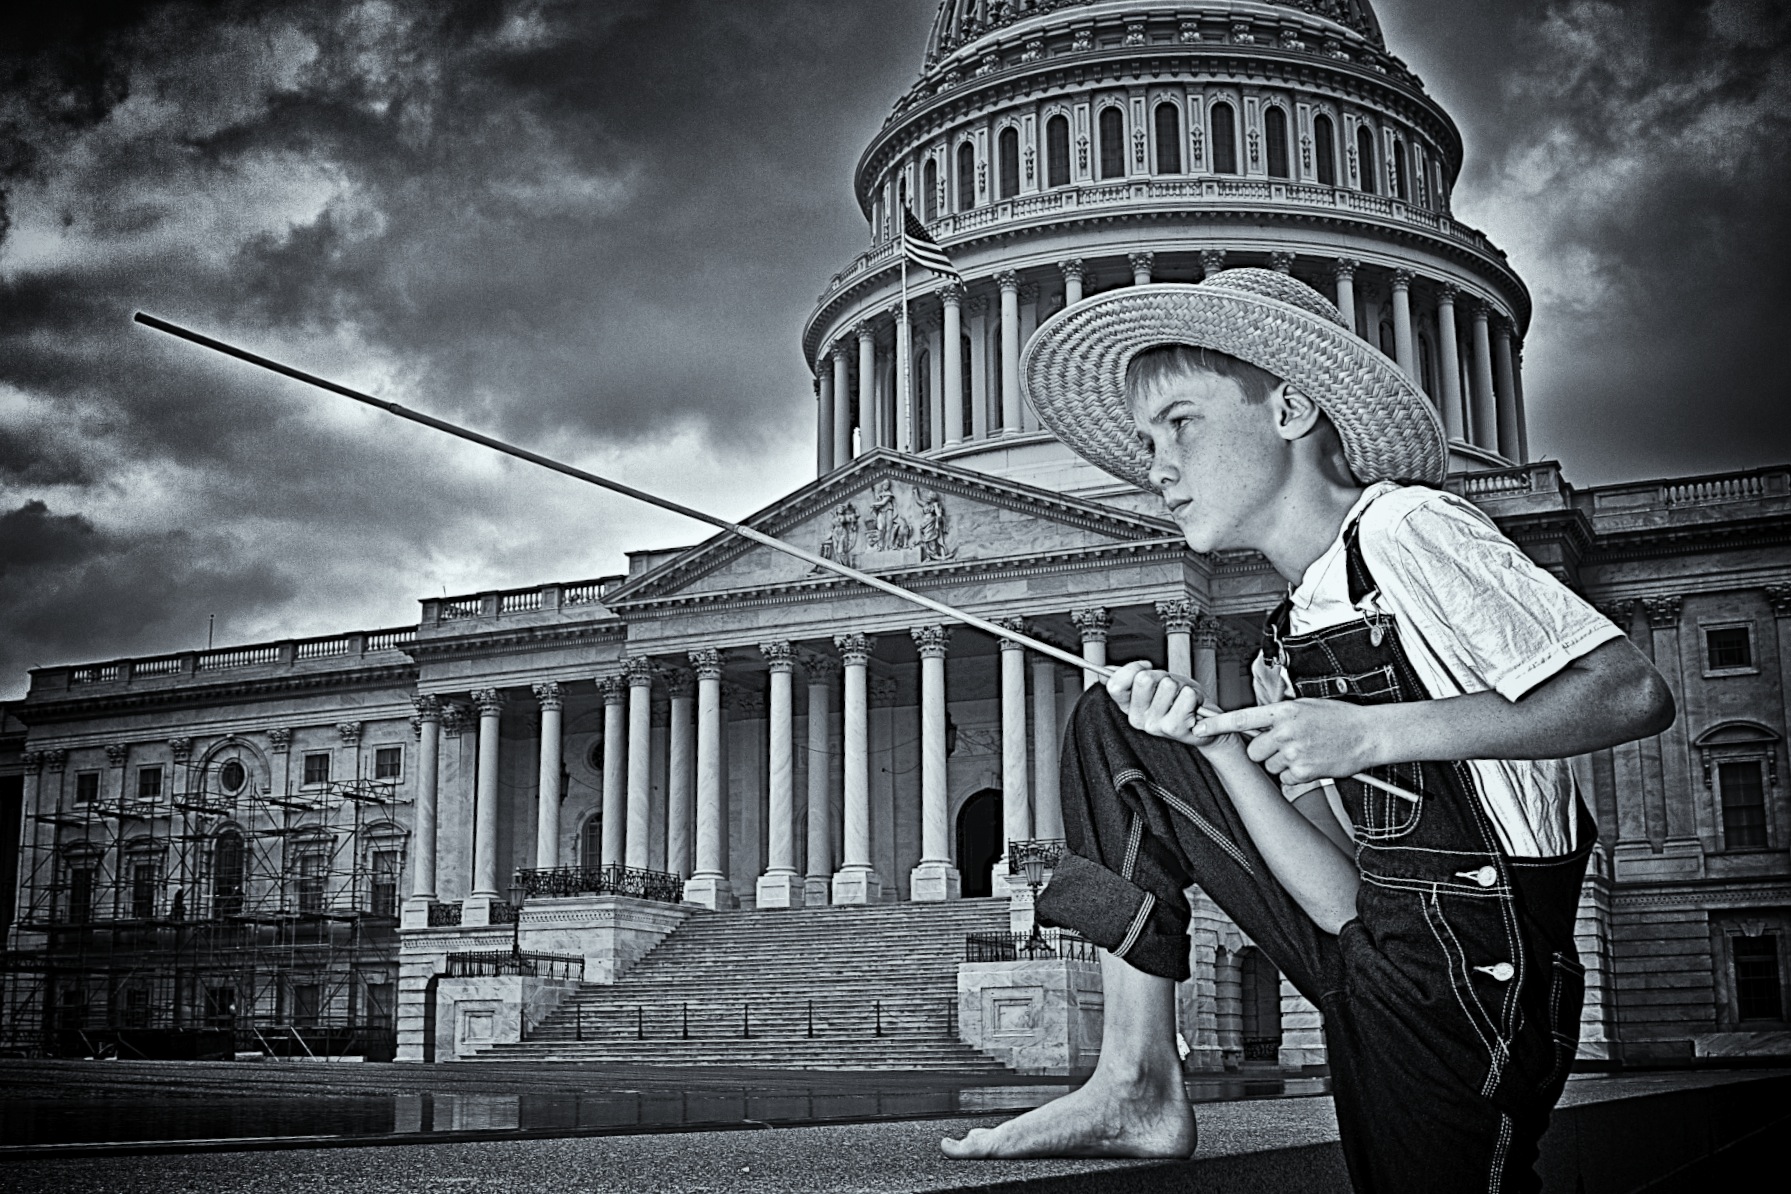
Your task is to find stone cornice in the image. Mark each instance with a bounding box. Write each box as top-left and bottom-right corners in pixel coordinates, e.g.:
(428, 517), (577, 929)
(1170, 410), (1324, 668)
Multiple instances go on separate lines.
(1582, 513), (1791, 566)
(16, 663), (419, 726)
(404, 620), (626, 664)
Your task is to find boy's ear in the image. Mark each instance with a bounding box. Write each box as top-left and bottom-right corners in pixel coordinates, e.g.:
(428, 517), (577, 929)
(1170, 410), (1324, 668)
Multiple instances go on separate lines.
(1270, 383), (1324, 442)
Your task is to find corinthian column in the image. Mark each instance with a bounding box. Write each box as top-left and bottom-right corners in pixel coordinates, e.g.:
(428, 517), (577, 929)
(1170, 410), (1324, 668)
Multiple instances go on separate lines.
(532, 681), (563, 870)
(683, 648), (731, 909)
(832, 343), (852, 464)
(816, 363), (834, 475)
(1157, 599), (1194, 677)
(598, 675), (628, 866)
(1060, 258), (1085, 306)
(1469, 300), (1498, 453)
(1031, 655), (1064, 841)
(1072, 607), (1110, 689)
(1435, 283), (1465, 443)
(665, 669), (695, 878)
(1332, 258), (1358, 336)
(857, 321), (878, 450)
(997, 271), (1022, 433)
(909, 626), (960, 901)
(995, 618), (1033, 875)
(410, 695), (441, 900)
(470, 688), (502, 899)
(1494, 319), (1521, 463)
(941, 284), (965, 446)
(804, 653), (838, 906)
(1193, 613), (1220, 703)
(1130, 251), (1155, 286)
(624, 658), (654, 870)
(831, 633), (881, 905)
(1390, 269), (1416, 379)
(757, 642), (803, 908)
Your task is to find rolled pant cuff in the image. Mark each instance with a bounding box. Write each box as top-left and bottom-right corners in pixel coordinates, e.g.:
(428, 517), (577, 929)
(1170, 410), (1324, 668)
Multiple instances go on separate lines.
(1035, 851), (1191, 982)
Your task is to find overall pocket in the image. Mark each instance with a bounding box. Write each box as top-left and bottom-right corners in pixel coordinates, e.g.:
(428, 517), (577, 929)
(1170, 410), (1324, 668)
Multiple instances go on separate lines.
(1538, 951), (1587, 1097)
(1293, 667), (1425, 839)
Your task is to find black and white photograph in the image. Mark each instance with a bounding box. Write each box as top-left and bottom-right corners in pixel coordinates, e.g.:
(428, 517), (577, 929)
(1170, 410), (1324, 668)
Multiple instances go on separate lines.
(1, 1), (1788, 1190)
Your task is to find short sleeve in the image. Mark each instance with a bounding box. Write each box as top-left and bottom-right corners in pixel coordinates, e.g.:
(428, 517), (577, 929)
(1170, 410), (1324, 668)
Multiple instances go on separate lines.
(1364, 493), (1625, 702)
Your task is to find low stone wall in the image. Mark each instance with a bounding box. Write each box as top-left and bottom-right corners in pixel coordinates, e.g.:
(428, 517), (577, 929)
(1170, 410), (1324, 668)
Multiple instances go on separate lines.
(957, 957), (1104, 1076)
(434, 975), (583, 1060)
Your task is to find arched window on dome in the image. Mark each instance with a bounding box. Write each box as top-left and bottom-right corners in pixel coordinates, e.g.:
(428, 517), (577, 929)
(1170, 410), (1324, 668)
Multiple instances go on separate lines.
(1098, 106), (1125, 179)
(924, 158), (939, 221)
(1046, 114), (1070, 187)
(1417, 330), (1436, 398)
(956, 141), (976, 211)
(1393, 139), (1410, 202)
(1378, 317), (1396, 360)
(1356, 124), (1377, 194)
(1154, 103), (1181, 174)
(915, 349), (932, 450)
(1210, 102), (1238, 175)
(1264, 106), (1290, 179)
(998, 126), (1020, 199)
(1314, 114), (1337, 186)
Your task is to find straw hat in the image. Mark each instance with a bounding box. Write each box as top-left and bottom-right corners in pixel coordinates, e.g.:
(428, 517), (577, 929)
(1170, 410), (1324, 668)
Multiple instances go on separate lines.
(1022, 268), (1448, 490)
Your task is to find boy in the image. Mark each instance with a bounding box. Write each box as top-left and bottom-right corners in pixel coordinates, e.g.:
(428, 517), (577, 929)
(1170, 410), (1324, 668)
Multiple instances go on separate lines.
(941, 269), (1673, 1193)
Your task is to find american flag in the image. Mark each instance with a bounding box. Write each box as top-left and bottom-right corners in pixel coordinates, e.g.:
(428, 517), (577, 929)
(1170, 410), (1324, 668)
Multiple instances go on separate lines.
(901, 208), (962, 282)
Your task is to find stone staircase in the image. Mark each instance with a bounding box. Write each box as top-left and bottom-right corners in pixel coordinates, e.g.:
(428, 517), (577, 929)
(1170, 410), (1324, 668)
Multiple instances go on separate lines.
(472, 898), (1012, 1070)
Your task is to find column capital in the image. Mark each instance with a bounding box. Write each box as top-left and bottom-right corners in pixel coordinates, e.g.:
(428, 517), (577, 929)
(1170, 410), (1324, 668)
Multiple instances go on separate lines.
(1155, 599), (1195, 634)
(1059, 257), (1085, 282)
(412, 694), (442, 722)
(1199, 249), (1227, 278)
(834, 632), (876, 666)
(664, 667), (696, 698)
(167, 736), (192, 762)
(1192, 611), (1222, 648)
(992, 616), (1030, 651)
(624, 656), (655, 687)
(855, 320), (875, 343)
(688, 648), (724, 680)
(44, 748), (69, 771)
(965, 295), (988, 317)
(911, 625), (951, 659)
(335, 721), (362, 745)
(759, 641), (797, 673)
(870, 676), (900, 707)
(994, 270), (1020, 292)
(471, 689), (503, 716)
(1071, 607), (1111, 642)
(795, 648), (841, 679)
(1129, 250), (1156, 274)
(1332, 256), (1358, 282)
(1390, 267), (1414, 290)
(439, 703), (467, 737)
(1764, 585), (1791, 618)
(1468, 297), (1492, 321)
(1640, 595), (1683, 629)
(1596, 599), (1636, 628)
(597, 674), (629, 704)
(105, 743), (128, 767)
(830, 339), (851, 361)
(1268, 252), (1295, 274)
(938, 281), (966, 306)
(1434, 280), (1460, 303)
(531, 680), (564, 711)
(1018, 282), (1041, 305)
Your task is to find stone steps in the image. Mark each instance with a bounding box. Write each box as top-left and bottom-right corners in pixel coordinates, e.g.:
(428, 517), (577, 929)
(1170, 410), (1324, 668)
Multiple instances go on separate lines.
(471, 898), (1012, 1071)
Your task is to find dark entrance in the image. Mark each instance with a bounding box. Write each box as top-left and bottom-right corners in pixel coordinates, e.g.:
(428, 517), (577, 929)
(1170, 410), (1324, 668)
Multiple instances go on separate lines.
(955, 789), (1003, 898)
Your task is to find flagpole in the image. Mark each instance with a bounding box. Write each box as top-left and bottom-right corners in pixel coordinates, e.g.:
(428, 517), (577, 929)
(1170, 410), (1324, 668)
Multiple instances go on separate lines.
(899, 241), (912, 453)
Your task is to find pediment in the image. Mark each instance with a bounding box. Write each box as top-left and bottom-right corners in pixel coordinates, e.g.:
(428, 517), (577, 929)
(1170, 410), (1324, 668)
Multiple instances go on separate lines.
(605, 450), (1178, 606)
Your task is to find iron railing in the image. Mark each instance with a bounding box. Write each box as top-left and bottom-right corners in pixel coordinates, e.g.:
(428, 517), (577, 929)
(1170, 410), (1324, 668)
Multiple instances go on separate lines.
(516, 864), (684, 903)
(1006, 838), (1067, 875)
(445, 950), (584, 981)
(1243, 1036), (1282, 1062)
(965, 929), (1099, 964)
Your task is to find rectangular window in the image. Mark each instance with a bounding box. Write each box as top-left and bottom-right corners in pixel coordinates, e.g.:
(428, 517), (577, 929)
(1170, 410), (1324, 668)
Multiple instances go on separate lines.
(123, 985), (150, 1029)
(374, 747), (402, 780)
(75, 772), (100, 804)
(136, 767), (162, 803)
(1734, 936), (1783, 1021)
(292, 983), (321, 1028)
(130, 861), (158, 919)
(371, 849), (399, 917)
(296, 852), (326, 914)
(1719, 761), (1769, 850)
(204, 986), (237, 1028)
(1706, 626), (1753, 671)
(303, 753), (331, 786)
(67, 866), (95, 924)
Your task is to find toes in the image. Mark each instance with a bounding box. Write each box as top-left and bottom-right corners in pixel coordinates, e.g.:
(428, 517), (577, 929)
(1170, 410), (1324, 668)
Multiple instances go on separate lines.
(941, 1128), (992, 1159)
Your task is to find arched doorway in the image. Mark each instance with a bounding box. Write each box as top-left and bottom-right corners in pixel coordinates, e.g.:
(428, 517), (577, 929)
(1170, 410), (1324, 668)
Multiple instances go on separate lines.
(1239, 947), (1284, 1063)
(955, 789), (1002, 898)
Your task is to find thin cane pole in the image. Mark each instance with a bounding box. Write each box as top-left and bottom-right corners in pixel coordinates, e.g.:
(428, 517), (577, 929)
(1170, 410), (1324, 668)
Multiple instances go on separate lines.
(131, 311), (1420, 805)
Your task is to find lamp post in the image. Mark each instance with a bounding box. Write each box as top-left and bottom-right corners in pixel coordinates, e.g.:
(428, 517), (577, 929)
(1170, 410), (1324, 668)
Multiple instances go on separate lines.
(1011, 840), (1052, 955)
(507, 871), (525, 961)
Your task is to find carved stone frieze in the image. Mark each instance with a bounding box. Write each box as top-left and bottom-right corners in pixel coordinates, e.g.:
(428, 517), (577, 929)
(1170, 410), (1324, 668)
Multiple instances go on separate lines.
(819, 479), (957, 570)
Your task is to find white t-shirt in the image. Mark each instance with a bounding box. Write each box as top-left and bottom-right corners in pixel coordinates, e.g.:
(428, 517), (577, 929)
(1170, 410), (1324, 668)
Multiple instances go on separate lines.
(1251, 482), (1624, 857)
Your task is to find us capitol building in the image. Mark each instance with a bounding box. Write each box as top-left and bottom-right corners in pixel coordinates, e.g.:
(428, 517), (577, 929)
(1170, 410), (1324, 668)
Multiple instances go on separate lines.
(4, 0), (1788, 1071)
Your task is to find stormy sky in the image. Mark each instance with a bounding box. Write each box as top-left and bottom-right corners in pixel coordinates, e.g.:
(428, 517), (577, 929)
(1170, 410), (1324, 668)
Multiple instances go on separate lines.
(1, 0), (1787, 698)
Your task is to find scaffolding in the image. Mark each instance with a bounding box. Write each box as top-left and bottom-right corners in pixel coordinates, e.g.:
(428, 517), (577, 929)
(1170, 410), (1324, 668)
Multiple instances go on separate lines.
(0, 744), (407, 1060)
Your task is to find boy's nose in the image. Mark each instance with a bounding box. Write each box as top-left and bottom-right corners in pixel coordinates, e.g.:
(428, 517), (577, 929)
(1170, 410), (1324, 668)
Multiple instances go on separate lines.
(1148, 452), (1179, 491)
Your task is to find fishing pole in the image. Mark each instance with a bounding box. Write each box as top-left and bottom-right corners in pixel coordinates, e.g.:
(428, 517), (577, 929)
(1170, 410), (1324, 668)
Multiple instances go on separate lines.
(133, 310), (1420, 805)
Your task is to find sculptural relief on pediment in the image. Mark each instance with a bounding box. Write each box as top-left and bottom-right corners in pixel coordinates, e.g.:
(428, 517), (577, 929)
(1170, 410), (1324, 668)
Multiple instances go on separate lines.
(819, 479), (957, 572)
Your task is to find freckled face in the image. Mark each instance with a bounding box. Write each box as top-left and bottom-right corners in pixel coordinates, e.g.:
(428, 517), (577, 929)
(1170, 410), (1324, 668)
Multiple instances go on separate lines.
(1126, 370), (1290, 554)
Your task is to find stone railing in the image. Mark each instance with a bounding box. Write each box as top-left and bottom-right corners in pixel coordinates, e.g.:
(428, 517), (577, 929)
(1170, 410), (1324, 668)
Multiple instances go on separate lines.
(425, 576), (627, 628)
(196, 644), (280, 671)
(1586, 467), (1791, 517)
(516, 864), (685, 904)
(44, 625), (421, 693)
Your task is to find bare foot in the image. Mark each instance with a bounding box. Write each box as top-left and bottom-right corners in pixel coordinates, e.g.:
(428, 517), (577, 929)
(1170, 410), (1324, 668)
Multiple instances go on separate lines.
(940, 1075), (1196, 1160)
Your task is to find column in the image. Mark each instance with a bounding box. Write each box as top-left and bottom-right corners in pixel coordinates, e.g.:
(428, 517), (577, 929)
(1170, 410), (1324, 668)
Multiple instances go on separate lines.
(666, 670), (695, 879)
(909, 626), (960, 900)
(683, 648), (731, 908)
(923, 311), (945, 451)
(1333, 258), (1358, 336)
(997, 271), (1022, 433)
(1435, 283), (1465, 443)
(1268, 252), (1294, 275)
(757, 642), (803, 908)
(1031, 655), (1064, 841)
(598, 675), (628, 866)
(941, 283), (965, 446)
(410, 696), (441, 900)
(1072, 607), (1110, 689)
(895, 302), (914, 453)
(1512, 342), (1530, 464)
(1200, 248), (1227, 281)
(624, 658), (654, 870)
(1494, 319), (1521, 463)
(1192, 614), (1220, 706)
(857, 321), (877, 450)
(1469, 300), (1498, 454)
(832, 633), (881, 904)
(470, 688), (502, 899)
(804, 654), (838, 906)
(832, 343), (852, 464)
(966, 296), (989, 440)
(1130, 251), (1155, 286)
(532, 682), (563, 870)
(996, 618), (1033, 879)
(1060, 258), (1085, 306)
(1157, 599), (1194, 677)
(1390, 269), (1416, 379)
(816, 364), (834, 475)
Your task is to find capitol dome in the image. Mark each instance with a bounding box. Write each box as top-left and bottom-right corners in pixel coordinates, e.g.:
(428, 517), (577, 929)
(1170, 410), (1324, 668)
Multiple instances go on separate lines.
(803, 0), (1531, 505)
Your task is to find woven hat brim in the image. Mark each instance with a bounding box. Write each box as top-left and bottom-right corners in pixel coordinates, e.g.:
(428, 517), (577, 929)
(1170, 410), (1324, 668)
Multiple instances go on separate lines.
(1022, 284), (1448, 491)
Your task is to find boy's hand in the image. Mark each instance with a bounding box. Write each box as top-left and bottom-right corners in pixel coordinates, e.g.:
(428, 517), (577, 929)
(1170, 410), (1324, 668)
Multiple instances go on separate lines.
(1106, 661), (1234, 752)
(1191, 700), (1382, 783)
